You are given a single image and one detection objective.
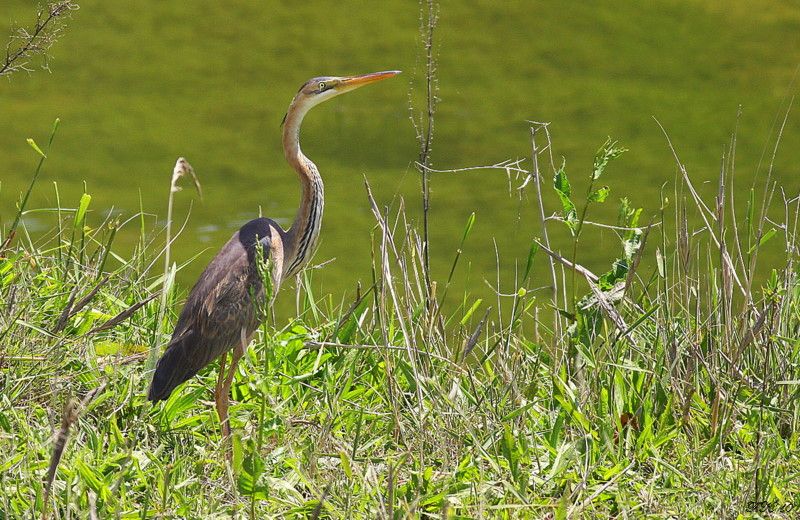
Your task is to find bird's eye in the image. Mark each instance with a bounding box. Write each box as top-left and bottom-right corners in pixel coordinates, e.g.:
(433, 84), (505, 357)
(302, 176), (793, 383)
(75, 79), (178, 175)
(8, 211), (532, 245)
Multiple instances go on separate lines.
(318, 82), (327, 91)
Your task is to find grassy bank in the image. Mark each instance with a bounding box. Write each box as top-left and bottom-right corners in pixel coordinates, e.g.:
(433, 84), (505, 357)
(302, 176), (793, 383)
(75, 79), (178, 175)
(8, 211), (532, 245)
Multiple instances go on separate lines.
(2, 121), (800, 518)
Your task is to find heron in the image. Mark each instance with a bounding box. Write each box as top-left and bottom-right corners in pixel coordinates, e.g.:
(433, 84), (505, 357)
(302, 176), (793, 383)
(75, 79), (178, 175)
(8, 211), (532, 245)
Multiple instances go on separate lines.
(147, 70), (401, 440)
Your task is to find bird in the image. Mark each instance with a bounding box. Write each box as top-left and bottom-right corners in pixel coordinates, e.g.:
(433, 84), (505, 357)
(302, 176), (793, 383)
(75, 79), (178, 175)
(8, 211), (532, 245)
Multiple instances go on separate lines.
(147, 70), (401, 441)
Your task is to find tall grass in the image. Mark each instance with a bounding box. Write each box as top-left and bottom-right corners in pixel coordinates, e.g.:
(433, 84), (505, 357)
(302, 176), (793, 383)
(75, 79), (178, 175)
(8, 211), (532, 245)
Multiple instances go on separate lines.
(2, 109), (799, 517)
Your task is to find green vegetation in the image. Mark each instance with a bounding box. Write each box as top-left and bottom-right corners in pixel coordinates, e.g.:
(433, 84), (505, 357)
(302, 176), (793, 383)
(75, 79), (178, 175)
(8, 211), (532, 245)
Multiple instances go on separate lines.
(4, 1), (800, 518)
(3, 118), (800, 517)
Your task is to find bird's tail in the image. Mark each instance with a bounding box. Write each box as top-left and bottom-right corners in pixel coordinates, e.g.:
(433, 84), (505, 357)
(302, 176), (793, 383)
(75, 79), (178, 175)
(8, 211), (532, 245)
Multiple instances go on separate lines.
(147, 338), (200, 402)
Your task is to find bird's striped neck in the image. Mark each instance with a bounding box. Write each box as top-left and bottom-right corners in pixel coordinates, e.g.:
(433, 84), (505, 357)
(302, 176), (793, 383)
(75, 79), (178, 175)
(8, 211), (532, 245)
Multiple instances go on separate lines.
(283, 102), (325, 278)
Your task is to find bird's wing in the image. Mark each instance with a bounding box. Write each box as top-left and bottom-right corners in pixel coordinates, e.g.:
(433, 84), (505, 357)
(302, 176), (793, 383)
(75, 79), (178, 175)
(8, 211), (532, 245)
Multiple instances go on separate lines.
(174, 218), (277, 354)
(148, 218), (278, 401)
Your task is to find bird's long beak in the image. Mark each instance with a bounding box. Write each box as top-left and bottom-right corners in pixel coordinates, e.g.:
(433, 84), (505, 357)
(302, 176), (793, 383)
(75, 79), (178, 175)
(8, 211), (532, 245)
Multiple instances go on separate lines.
(338, 70), (401, 92)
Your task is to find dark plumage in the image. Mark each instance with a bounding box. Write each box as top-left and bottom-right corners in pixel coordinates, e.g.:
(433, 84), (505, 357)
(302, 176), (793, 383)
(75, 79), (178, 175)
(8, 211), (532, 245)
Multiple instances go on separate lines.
(148, 218), (279, 401)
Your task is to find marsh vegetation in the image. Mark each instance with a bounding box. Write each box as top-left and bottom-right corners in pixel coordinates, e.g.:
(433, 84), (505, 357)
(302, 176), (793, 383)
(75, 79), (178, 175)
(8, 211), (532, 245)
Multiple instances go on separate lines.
(3, 1), (800, 518)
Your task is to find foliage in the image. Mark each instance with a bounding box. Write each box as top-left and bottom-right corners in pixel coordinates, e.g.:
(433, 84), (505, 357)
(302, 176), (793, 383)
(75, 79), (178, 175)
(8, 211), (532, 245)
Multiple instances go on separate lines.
(3, 121), (800, 518)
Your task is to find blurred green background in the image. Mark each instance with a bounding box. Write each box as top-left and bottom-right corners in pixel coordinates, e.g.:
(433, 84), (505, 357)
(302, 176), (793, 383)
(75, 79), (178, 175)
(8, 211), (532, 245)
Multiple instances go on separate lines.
(2, 1), (799, 319)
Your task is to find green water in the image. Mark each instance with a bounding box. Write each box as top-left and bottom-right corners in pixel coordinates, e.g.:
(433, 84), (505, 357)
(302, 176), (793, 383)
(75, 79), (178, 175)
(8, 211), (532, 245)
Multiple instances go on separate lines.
(3, 1), (800, 318)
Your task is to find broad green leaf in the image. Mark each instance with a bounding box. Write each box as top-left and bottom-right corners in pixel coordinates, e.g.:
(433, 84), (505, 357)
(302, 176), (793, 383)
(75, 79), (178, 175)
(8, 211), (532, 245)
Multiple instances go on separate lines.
(337, 293), (370, 343)
(26, 138), (45, 157)
(553, 168), (573, 208)
(547, 440), (575, 481)
(523, 241), (539, 282)
(74, 193), (92, 231)
(598, 258), (629, 290)
(623, 233), (641, 261)
(555, 491), (570, 520)
(460, 298), (483, 325)
(339, 450), (353, 480)
(554, 167), (570, 195)
(76, 459), (110, 502)
(501, 426), (519, 478)
(592, 138), (627, 180)
(588, 186), (610, 202)
(553, 168), (578, 233)
(461, 211), (476, 242)
(161, 387), (202, 424)
(748, 227), (777, 254)
(238, 440), (268, 497)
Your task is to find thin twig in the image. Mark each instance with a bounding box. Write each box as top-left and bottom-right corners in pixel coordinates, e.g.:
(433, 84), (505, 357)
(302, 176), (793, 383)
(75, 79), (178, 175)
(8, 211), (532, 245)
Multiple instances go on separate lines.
(534, 240), (599, 283)
(529, 123), (562, 342)
(414, 0), (439, 301)
(1, 2), (78, 79)
(415, 158), (528, 176)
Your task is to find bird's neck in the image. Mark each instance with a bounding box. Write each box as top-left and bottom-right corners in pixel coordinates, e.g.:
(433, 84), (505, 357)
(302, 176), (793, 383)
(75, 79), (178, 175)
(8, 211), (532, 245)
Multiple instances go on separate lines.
(283, 101), (325, 278)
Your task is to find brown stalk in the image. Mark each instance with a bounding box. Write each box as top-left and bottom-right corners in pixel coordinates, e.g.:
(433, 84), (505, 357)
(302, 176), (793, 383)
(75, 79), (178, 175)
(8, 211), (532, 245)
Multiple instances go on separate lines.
(462, 307), (491, 362)
(86, 293), (159, 334)
(41, 384), (105, 520)
(53, 275), (111, 333)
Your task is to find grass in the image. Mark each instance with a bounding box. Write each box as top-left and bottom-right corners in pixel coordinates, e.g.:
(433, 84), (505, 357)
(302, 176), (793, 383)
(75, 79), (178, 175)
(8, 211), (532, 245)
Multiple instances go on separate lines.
(4, 2), (800, 517)
(3, 113), (800, 518)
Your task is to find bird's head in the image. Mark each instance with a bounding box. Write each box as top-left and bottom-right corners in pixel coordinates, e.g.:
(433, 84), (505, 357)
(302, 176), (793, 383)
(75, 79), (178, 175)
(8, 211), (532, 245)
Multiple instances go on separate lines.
(284, 70), (401, 124)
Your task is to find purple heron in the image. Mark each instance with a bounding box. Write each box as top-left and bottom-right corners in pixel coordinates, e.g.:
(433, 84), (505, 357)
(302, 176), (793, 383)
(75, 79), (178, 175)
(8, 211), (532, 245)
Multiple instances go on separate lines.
(147, 71), (400, 440)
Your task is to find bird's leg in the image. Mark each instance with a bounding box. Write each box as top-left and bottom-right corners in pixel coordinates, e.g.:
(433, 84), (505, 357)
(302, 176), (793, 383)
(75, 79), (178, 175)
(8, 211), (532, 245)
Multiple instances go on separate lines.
(214, 351), (230, 439)
(218, 330), (251, 454)
(219, 347), (243, 443)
